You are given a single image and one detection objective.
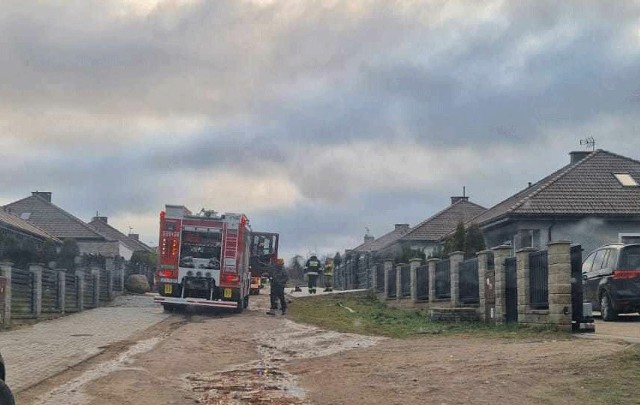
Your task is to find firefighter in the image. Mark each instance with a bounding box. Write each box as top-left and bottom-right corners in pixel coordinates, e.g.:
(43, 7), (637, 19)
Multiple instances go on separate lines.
(323, 257), (334, 292)
(305, 254), (321, 294)
(267, 262), (288, 315)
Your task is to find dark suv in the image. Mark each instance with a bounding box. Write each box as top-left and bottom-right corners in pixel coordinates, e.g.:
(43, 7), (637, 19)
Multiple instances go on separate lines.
(582, 243), (640, 321)
(0, 352), (15, 405)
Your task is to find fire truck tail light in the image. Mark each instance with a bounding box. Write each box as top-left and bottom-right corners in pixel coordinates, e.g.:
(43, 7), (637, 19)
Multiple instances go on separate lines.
(222, 273), (240, 283)
(612, 270), (640, 280)
(157, 269), (176, 279)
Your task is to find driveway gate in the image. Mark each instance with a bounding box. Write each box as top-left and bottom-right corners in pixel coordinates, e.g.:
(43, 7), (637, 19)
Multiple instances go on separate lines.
(570, 245), (583, 332)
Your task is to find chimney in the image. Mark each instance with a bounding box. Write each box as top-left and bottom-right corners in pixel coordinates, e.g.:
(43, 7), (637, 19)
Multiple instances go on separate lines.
(395, 224), (410, 231)
(32, 191), (52, 203)
(129, 233), (140, 241)
(450, 196), (469, 205)
(570, 151), (590, 164)
(364, 234), (374, 243)
(92, 216), (108, 224)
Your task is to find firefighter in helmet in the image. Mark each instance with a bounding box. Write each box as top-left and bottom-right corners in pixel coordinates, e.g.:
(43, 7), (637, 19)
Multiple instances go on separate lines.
(267, 259), (288, 316)
(304, 253), (321, 294)
(323, 257), (334, 292)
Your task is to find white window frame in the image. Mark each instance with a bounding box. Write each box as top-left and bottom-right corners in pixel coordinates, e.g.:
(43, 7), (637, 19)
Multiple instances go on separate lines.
(619, 233), (640, 243)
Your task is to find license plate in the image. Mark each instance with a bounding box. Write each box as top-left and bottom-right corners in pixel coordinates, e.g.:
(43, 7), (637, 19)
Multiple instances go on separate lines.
(224, 288), (232, 298)
(164, 284), (173, 294)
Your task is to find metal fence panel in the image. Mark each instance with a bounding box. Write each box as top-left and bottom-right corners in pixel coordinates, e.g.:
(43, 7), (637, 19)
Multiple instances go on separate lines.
(435, 261), (451, 299)
(11, 268), (33, 317)
(65, 273), (79, 312)
(99, 270), (109, 302)
(529, 250), (549, 310)
(400, 265), (410, 297)
(416, 265), (428, 300)
(83, 272), (96, 309)
(41, 269), (60, 313)
(459, 258), (479, 304)
(387, 268), (396, 298)
(376, 264), (384, 293)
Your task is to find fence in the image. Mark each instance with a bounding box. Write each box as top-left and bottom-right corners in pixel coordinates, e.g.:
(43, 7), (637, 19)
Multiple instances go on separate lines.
(416, 265), (428, 301)
(376, 264), (384, 293)
(400, 265), (410, 297)
(435, 260), (451, 299)
(529, 250), (548, 309)
(387, 267), (397, 298)
(0, 258), (125, 328)
(458, 257), (479, 305)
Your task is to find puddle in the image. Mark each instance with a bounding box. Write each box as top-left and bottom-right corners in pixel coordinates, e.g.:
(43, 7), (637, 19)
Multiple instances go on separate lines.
(33, 337), (162, 405)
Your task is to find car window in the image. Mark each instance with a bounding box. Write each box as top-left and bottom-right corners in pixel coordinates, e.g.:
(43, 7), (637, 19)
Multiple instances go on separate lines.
(619, 246), (640, 270)
(582, 252), (596, 274)
(603, 249), (618, 271)
(592, 249), (607, 272)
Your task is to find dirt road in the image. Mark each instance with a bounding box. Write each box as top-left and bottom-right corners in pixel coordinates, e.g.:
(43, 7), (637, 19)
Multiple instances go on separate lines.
(17, 292), (635, 405)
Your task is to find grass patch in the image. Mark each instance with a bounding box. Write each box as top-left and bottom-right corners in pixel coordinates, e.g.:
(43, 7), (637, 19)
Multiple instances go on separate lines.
(575, 347), (640, 404)
(287, 291), (567, 339)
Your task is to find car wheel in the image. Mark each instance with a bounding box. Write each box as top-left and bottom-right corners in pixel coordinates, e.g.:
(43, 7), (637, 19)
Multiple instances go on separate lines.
(0, 379), (15, 405)
(600, 292), (618, 321)
(162, 303), (174, 312)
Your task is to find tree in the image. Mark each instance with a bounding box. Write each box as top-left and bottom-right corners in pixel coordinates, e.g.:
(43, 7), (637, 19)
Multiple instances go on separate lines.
(57, 238), (80, 270)
(395, 243), (426, 263)
(464, 223), (486, 257)
(333, 252), (342, 267)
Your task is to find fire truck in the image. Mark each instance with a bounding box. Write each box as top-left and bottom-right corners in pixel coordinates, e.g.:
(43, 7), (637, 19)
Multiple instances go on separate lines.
(153, 205), (251, 312)
(249, 232), (279, 294)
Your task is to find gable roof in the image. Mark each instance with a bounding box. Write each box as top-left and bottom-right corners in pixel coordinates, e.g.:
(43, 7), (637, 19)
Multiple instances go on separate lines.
(4, 195), (108, 240)
(0, 208), (61, 243)
(472, 150), (640, 227)
(402, 199), (487, 241)
(88, 218), (154, 253)
(353, 224), (411, 253)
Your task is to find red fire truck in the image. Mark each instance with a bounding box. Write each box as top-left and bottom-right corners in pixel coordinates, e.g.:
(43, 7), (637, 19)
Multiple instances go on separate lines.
(153, 205), (251, 312)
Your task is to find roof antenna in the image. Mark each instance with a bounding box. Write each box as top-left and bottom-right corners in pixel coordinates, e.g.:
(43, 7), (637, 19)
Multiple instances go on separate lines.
(463, 186), (466, 197)
(580, 137), (596, 151)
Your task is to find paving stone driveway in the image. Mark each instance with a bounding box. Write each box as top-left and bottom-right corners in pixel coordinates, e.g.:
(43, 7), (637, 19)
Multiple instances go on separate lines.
(0, 295), (168, 392)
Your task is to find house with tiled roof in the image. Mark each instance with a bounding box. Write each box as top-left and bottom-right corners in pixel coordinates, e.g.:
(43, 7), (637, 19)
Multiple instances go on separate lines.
(471, 150), (640, 254)
(350, 223), (412, 259)
(89, 216), (154, 256)
(400, 196), (487, 256)
(0, 207), (61, 245)
(4, 192), (124, 258)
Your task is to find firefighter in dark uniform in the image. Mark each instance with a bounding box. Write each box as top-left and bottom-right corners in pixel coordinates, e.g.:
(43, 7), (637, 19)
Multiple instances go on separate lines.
(305, 254), (321, 294)
(267, 261), (288, 315)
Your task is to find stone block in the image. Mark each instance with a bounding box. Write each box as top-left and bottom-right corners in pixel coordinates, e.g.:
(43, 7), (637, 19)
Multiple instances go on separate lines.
(548, 284), (572, 295)
(549, 294), (572, 306)
(548, 254), (571, 266)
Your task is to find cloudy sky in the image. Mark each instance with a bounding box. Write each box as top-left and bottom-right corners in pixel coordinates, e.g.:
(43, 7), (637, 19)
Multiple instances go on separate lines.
(1, 0), (640, 259)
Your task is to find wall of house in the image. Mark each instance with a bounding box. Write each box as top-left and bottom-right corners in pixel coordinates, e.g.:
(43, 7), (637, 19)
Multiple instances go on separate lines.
(77, 240), (128, 259)
(407, 241), (439, 257)
(482, 217), (640, 256)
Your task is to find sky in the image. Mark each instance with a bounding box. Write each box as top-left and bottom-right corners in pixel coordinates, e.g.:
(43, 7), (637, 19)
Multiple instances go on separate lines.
(1, 0), (640, 260)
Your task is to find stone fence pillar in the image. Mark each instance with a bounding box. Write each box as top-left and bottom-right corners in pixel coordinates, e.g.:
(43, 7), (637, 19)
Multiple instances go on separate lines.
(492, 245), (513, 324)
(395, 264), (403, 300)
(449, 251), (464, 307)
(29, 264), (43, 318)
(410, 258), (422, 303)
(476, 250), (491, 322)
(516, 248), (537, 322)
(548, 241), (572, 331)
(427, 258), (438, 304)
(0, 262), (12, 326)
(91, 266), (100, 306)
(105, 258), (115, 299)
(75, 269), (85, 311)
(383, 259), (393, 299)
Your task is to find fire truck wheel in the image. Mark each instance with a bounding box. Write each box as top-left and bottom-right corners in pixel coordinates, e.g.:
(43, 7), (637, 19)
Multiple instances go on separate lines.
(243, 295), (249, 309)
(234, 298), (244, 314)
(162, 303), (175, 312)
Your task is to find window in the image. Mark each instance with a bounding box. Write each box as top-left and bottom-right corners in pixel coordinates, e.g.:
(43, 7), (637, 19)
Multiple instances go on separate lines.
(20, 212), (31, 220)
(592, 249), (608, 271)
(614, 173), (639, 187)
(582, 252), (596, 274)
(514, 229), (541, 250)
(620, 233), (640, 244)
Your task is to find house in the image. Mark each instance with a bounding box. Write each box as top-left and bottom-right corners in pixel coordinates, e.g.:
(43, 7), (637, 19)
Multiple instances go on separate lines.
(349, 224), (412, 260)
(0, 207), (61, 247)
(470, 150), (640, 255)
(400, 196), (487, 257)
(88, 216), (155, 257)
(4, 192), (125, 258)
